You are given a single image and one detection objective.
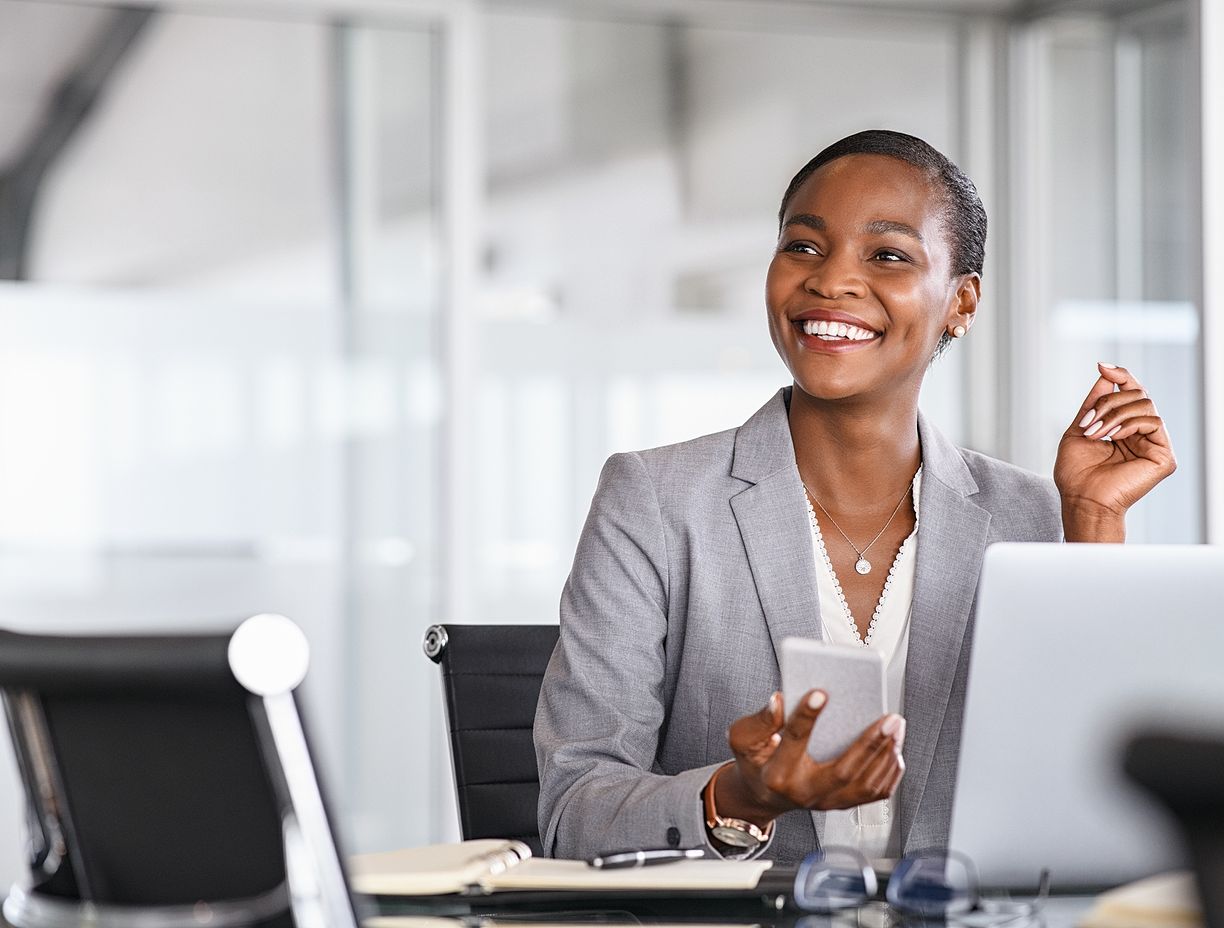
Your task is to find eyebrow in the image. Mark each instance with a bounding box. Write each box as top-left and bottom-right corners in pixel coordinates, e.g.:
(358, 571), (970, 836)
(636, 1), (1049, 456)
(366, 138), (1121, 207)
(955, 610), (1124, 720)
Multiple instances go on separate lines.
(784, 214), (825, 232)
(783, 214), (925, 244)
(863, 219), (925, 243)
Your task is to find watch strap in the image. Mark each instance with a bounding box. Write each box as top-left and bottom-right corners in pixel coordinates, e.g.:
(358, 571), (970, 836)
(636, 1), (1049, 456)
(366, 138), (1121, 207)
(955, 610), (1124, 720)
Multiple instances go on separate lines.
(703, 763), (774, 850)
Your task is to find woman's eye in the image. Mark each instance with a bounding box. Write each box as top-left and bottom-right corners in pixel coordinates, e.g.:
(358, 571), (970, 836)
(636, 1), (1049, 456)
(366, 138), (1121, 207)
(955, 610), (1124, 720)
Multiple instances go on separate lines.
(874, 249), (907, 263)
(784, 241), (820, 255)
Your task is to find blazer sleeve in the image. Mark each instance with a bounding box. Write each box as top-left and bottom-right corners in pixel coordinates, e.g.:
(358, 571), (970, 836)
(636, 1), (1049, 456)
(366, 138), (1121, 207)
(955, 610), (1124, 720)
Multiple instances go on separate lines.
(533, 452), (744, 859)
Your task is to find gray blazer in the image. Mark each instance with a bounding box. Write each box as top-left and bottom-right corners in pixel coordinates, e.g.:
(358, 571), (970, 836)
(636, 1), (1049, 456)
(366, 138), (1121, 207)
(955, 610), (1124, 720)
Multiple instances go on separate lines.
(534, 388), (1062, 862)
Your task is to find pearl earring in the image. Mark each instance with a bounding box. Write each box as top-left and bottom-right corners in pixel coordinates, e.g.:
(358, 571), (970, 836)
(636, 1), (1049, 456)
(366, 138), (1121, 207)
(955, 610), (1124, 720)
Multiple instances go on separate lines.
(951, 325), (967, 338)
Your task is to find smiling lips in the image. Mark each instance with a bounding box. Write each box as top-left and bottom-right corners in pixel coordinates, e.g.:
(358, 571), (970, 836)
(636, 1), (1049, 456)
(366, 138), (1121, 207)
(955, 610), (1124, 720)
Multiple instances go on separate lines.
(797, 319), (879, 342)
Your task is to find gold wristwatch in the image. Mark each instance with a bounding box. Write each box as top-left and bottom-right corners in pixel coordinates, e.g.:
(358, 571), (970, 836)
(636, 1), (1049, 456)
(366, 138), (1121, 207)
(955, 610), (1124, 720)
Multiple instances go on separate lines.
(703, 763), (774, 851)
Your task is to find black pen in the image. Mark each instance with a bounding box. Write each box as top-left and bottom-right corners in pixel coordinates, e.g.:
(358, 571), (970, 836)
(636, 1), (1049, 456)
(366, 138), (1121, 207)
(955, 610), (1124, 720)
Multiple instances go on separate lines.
(587, 847), (707, 869)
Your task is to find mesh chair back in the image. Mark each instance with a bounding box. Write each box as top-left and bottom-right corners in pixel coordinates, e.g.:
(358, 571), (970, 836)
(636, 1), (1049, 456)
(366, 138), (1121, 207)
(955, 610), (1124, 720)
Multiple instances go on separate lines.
(423, 624), (559, 855)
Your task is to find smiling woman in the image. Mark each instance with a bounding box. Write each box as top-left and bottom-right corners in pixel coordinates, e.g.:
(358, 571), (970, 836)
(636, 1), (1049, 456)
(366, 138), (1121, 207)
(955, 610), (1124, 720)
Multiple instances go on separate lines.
(532, 129), (1178, 864)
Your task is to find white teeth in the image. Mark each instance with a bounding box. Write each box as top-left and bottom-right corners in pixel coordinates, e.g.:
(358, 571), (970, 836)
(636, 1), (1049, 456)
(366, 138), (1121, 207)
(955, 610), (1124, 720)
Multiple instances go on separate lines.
(801, 320), (877, 341)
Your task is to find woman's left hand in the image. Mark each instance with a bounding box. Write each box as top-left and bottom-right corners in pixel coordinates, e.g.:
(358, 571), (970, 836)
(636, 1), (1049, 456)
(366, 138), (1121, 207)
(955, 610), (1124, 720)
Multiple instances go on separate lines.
(1054, 362), (1177, 542)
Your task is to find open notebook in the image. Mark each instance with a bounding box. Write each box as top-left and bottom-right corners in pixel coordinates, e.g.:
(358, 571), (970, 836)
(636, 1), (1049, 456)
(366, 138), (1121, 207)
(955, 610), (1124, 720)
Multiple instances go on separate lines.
(348, 839), (773, 897)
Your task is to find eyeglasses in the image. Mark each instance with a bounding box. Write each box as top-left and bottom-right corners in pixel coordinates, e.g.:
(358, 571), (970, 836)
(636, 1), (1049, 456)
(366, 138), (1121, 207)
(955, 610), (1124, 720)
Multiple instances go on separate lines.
(794, 847), (1050, 926)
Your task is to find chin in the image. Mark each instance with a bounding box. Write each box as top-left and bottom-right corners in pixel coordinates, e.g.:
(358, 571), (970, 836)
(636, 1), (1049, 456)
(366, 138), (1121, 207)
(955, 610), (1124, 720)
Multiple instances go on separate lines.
(790, 376), (869, 404)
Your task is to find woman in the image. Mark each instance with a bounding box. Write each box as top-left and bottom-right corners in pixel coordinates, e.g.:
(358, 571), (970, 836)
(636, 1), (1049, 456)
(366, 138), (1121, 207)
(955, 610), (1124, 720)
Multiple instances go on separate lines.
(533, 130), (1176, 864)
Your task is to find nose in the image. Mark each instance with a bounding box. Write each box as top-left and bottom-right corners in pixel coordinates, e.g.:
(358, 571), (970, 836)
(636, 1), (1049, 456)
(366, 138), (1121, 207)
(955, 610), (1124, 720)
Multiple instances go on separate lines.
(803, 247), (866, 300)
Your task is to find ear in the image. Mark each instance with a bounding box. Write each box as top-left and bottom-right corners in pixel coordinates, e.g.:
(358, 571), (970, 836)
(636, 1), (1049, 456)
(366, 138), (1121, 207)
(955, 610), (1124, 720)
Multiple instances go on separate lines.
(945, 272), (980, 336)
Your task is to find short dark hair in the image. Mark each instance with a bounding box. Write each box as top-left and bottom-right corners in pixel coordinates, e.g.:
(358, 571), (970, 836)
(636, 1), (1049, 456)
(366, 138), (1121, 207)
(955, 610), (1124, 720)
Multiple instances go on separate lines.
(778, 129), (987, 279)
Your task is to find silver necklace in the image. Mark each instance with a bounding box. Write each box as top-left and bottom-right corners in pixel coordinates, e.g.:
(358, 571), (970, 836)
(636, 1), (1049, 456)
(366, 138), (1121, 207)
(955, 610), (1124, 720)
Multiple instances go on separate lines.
(804, 496), (907, 646)
(802, 473), (917, 575)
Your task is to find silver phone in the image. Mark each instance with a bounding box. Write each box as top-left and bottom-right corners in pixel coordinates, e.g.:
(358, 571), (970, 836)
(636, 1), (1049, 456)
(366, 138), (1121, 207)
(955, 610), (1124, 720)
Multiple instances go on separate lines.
(780, 637), (886, 762)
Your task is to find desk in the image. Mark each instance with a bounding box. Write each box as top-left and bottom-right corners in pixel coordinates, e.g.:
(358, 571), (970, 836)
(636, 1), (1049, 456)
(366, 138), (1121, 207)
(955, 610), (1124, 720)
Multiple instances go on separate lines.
(0, 887), (1097, 928)
(368, 893), (1096, 928)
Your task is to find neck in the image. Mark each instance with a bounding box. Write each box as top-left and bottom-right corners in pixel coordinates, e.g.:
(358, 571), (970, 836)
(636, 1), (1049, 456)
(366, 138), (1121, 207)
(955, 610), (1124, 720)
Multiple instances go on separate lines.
(788, 386), (922, 508)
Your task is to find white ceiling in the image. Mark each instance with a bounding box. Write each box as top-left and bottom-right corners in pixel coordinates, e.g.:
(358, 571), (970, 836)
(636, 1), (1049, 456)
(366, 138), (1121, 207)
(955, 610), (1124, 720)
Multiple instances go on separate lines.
(0, 0), (1187, 198)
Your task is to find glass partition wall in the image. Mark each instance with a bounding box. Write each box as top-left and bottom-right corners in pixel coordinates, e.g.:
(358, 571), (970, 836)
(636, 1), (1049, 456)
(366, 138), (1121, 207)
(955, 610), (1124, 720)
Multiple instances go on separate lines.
(0, 0), (450, 869)
(0, 0), (1203, 883)
(1007, 2), (1200, 542)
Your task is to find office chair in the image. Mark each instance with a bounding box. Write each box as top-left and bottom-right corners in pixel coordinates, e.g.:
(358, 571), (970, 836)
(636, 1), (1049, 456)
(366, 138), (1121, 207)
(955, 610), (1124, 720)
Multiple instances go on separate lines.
(423, 623), (559, 855)
(1125, 733), (1224, 928)
(0, 614), (360, 928)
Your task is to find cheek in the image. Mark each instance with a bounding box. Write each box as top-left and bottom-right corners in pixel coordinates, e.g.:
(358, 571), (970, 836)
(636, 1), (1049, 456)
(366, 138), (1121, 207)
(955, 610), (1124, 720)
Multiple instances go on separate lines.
(764, 258), (787, 305)
(885, 277), (957, 339)
(764, 262), (789, 333)
(766, 305), (788, 359)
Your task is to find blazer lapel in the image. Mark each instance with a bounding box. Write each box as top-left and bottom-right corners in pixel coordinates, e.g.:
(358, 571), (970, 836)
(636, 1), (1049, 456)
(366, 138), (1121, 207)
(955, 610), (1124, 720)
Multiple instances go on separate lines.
(729, 390), (828, 850)
(899, 414), (992, 850)
(728, 390), (824, 667)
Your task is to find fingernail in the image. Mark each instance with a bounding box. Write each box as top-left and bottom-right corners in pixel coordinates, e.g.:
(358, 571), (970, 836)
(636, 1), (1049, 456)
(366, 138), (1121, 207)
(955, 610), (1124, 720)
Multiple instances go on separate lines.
(1078, 410), (1096, 428)
(896, 718), (907, 743)
(881, 714), (902, 736)
(1103, 426), (1121, 440)
(1084, 421), (1104, 437)
(1099, 362), (1118, 369)
(807, 690), (827, 710)
(770, 733), (781, 746)
(769, 692), (781, 714)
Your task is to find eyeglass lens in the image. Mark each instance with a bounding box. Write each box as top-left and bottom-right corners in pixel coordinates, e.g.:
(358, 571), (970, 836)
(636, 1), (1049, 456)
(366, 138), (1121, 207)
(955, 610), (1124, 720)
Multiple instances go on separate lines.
(795, 847), (880, 912)
(886, 852), (976, 917)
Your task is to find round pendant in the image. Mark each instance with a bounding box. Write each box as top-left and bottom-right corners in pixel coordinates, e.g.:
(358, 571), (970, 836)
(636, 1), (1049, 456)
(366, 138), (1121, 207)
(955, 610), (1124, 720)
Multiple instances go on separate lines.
(855, 557), (872, 575)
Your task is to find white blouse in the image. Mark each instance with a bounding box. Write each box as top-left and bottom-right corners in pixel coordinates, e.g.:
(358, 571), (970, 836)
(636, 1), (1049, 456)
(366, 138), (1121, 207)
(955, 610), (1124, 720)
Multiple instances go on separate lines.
(805, 469), (921, 863)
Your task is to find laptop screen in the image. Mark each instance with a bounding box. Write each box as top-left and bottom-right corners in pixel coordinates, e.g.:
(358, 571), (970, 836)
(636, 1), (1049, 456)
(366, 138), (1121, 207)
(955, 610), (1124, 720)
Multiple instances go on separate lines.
(949, 543), (1224, 891)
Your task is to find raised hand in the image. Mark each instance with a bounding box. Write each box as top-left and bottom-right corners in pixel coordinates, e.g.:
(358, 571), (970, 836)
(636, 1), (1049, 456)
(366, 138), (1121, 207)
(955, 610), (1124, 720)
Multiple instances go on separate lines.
(1054, 363), (1177, 542)
(713, 690), (905, 828)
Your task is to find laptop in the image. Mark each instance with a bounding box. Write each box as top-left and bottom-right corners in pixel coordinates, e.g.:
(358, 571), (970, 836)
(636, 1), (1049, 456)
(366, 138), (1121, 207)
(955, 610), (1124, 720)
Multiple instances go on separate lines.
(948, 543), (1224, 891)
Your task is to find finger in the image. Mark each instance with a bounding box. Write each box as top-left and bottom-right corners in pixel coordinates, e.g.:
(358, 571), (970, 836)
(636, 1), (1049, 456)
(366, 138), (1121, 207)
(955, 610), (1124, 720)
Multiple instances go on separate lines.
(834, 714), (903, 776)
(882, 758), (906, 797)
(861, 739), (904, 796)
(727, 691), (784, 756)
(1099, 415), (1171, 447)
(858, 718), (905, 789)
(855, 724), (898, 778)
(1076, 390), (1148, 434)
(1078, 396), (1156, 439)
(1069, 375), (1119, 431)
(1096, 362), (1148, 395)
(1069, 362), (1151, 430)
(768, 689), (828, 768)
(829, 730), (902, 807)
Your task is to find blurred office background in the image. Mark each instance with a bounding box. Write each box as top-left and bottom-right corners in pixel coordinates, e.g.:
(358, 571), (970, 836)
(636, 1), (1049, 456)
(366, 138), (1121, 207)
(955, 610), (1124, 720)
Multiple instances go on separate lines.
(0, 0), (1219, 883)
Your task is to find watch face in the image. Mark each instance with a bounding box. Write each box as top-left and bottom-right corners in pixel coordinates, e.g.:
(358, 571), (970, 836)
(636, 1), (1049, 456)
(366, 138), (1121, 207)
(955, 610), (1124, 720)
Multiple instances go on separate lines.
(712, 824), (760, 848)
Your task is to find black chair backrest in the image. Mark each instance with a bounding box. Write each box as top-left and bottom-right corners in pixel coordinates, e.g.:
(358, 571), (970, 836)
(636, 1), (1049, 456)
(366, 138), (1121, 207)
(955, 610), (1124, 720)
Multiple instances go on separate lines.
(1126, 733), (1224, 928)
(423, 623), (559, 856)
(0, 616), (359, 928)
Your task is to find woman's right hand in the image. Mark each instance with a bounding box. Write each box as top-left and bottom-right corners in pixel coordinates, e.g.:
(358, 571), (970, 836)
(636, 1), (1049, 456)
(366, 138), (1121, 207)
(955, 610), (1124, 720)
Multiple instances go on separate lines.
(714, 690), (906, 827)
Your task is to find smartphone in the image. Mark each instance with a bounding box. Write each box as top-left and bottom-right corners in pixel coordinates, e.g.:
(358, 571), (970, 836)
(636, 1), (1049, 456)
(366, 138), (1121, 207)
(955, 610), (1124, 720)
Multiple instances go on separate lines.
(780, 637), (886, 762)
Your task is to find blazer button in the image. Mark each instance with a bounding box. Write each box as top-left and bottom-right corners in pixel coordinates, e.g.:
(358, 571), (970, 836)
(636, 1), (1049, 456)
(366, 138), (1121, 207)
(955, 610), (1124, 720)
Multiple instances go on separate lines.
(666, 827), (681, 847)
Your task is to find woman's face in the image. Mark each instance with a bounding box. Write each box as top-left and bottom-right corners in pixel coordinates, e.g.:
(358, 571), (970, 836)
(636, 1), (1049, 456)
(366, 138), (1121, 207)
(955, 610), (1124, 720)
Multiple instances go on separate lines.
(766, 153), (978, 406)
